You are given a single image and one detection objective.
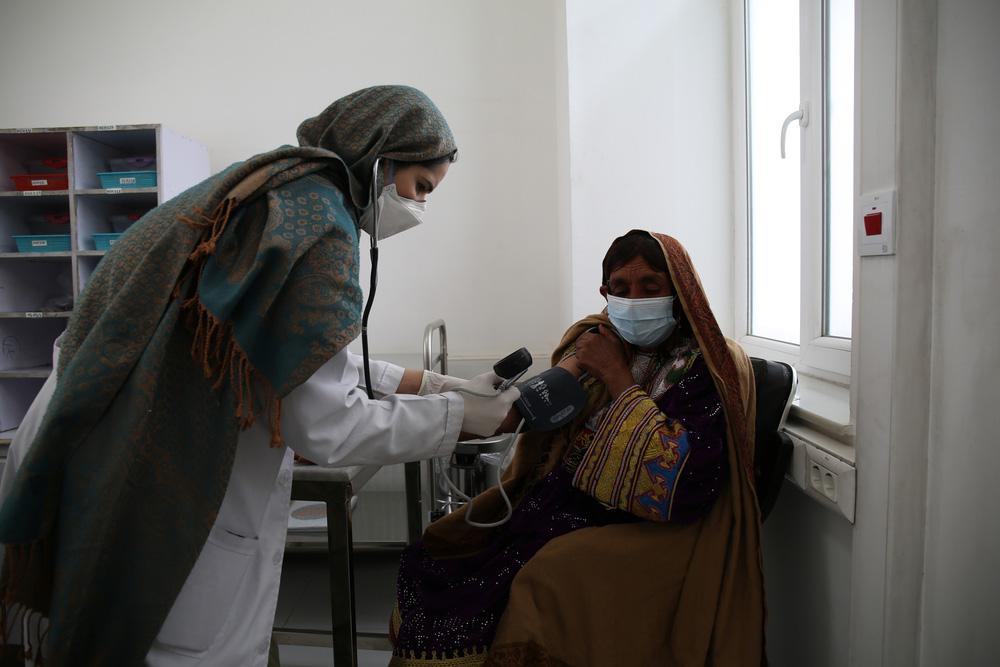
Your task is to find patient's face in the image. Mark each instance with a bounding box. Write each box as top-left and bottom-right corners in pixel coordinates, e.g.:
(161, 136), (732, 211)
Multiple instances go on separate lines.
(600, 256), (674, 300)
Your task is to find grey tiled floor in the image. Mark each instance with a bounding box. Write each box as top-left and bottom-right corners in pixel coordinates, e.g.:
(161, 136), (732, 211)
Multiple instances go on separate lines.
(278, 646), (391, 667)
(275, 549), (401, 666)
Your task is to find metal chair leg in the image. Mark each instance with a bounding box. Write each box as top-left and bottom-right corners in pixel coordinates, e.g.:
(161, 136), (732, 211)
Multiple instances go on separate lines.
(403, 461), (423, 543)
(327, 481), (358, 667)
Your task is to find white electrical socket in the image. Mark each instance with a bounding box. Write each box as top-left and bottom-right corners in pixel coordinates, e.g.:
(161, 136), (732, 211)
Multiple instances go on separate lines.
(787, 433), (856, 523)
(808, 461), (839, 503)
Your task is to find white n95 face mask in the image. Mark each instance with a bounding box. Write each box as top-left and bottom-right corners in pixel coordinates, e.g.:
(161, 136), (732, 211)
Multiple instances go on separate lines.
(359, 184), (426, 240)
(606, 295), (678, 348)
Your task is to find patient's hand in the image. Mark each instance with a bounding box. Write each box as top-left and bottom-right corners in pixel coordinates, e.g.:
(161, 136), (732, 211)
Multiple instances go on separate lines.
(575, 325), (634, 398)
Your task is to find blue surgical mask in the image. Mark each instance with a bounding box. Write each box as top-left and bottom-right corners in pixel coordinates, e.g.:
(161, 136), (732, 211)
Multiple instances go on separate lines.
(606, 295), (677, 348)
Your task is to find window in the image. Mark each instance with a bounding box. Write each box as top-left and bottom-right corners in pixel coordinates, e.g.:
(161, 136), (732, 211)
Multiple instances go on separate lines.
(736, 0), (855, 381)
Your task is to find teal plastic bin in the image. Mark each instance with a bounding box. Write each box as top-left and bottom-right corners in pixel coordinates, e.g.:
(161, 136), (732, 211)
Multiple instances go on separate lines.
(97, 171), (157, 189)
(93, 233), (123, 251)
(13, 235), (71, 253)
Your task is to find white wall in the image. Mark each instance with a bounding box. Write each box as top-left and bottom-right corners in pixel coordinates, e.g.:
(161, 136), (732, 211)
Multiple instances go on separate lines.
(762, 487), (853, 667)
(564, 0), (734, 332)
(921, 1), (1000, 662)
(0, 0), (570, 359)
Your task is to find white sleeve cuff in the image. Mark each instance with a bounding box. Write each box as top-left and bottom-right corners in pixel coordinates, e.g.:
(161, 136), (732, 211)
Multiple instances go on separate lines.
(436, 391), (465, 458)
(370, 359), (405, 396)
(348, 350), (405, 396)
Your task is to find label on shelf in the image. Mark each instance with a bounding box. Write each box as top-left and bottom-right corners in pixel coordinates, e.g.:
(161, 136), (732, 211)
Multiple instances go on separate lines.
(96, 125), (117, 131)
(14, 128), (32, 134)
(22, 191), (41, 197)
(105, 188), (123, 194)
(25, 312), (44, 319)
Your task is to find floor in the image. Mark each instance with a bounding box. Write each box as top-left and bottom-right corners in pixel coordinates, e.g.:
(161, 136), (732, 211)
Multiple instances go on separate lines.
(275, 548), (401, 667)
(278, 646), (392, 667)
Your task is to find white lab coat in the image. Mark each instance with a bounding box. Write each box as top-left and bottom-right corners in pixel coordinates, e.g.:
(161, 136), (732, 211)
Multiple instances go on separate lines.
(0, 342), (463, 667)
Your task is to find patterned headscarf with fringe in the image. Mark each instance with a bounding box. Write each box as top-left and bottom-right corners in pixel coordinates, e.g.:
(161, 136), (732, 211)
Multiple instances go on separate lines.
(0, 85), (455, 666)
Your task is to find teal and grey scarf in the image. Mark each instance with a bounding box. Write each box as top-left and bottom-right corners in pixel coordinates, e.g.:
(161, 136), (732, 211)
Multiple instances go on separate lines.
(0, 85), (456, 665)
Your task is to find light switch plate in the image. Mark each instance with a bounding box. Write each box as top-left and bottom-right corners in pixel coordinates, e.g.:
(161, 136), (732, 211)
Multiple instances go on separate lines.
(859, 189), (896, 256)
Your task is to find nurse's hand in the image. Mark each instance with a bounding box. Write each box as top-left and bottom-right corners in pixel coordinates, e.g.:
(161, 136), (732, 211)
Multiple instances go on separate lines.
(456, 372), (521, 437)
(575, 325), (634, 398)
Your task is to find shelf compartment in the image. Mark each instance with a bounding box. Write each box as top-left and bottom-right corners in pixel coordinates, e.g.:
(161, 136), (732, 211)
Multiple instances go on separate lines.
(0, 197), (72, 252)
(0, 259), (73, 314)
(0, 318), (64, 372)
(75, 194), (152, 249)
(0, 378), (46, 432)
(0, 132), (69, 194)
(72, 129), (156, 191)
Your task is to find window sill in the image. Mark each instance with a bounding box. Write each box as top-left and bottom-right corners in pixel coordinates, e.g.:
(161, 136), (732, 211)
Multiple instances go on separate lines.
(788, 373), (854, 452)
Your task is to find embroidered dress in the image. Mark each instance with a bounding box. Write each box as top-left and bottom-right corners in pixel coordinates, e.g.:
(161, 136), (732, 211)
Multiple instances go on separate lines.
(390, 341), (726, 666)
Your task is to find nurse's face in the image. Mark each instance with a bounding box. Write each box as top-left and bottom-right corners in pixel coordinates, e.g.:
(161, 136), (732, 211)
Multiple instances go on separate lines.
(391, 161), (451, 203)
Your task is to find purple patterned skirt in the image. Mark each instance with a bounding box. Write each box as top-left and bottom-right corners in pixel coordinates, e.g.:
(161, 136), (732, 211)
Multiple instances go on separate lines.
(392, 464), (638, 659)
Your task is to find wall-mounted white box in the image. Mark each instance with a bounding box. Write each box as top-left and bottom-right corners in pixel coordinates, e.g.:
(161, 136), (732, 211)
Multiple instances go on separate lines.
(787, 431), (856, 523)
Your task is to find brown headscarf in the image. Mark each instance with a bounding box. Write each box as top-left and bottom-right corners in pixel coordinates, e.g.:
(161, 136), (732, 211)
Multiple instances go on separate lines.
(425, 231), (765, 666)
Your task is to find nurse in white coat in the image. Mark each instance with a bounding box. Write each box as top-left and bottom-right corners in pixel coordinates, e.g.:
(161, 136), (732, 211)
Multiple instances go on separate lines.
(1, 342), (509, 667)
(0, 86), (519, 667)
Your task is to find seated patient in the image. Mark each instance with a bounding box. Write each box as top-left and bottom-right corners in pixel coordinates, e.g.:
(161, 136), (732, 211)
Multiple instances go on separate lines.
(390, 230), (765, 666)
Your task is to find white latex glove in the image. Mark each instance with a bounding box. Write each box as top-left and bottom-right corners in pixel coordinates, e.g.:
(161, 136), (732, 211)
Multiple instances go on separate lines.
(418, 370), (469, 395)
(454, 371), (521, 437)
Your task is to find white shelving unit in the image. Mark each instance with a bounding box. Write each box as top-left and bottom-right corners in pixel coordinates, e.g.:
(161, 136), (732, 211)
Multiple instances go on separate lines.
(0, 124), (210, 453)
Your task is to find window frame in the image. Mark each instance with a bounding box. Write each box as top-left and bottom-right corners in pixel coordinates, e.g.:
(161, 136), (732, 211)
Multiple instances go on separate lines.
(733, 0), (853, 386)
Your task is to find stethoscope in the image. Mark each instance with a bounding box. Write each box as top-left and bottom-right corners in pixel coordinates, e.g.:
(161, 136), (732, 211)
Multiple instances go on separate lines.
(361, 158), (382, 401)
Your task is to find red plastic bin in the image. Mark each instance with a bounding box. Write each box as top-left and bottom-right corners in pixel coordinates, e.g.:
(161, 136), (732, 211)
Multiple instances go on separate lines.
(10, 173), (69, 191)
